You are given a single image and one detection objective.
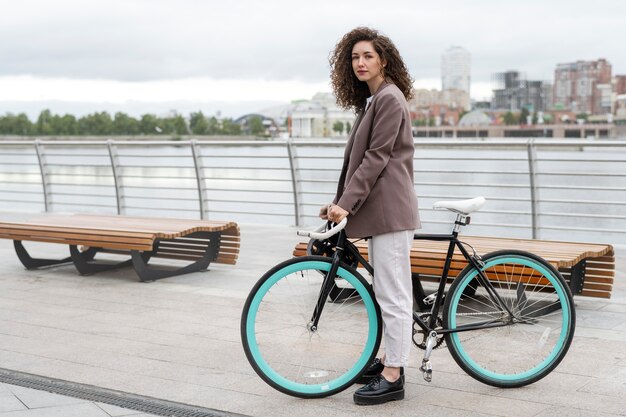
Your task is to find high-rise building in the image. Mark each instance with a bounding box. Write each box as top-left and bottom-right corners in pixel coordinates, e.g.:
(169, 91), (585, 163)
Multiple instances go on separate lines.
(441, 46), (471, 96)
(614, 75), (626, 95)
(491, 70), (550, 112)
(553, 59), (612, 114)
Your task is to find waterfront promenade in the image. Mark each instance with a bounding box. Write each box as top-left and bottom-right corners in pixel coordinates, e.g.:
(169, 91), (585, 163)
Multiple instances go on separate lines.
(0, 213), (624, 416)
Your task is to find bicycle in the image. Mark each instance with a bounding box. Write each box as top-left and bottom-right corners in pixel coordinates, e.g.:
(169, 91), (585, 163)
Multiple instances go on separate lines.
(240, 196), (575, 398)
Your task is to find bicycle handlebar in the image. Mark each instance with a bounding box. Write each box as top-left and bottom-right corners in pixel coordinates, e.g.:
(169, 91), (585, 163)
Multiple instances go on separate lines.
(297, 218), (347, 240)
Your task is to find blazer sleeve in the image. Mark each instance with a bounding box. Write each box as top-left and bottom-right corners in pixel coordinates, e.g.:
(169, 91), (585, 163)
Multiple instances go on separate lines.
(337, 92), (404, 215)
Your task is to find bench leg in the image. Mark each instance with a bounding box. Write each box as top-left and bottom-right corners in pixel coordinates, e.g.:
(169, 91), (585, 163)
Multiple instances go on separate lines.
(568, 260), (586, 295)
(69, 245), (150, 276)
(412, 273), (431, 312)
(13, 240), (73, 270)
(130, 233), (220, 282)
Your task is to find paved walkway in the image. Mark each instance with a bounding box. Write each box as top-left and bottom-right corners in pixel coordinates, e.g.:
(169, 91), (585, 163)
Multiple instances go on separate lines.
(0, 382), (158, 417)
(0, 214), (624, 416)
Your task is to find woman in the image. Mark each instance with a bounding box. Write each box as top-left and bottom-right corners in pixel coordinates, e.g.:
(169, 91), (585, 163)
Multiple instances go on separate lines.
(320, 27), (420, 405)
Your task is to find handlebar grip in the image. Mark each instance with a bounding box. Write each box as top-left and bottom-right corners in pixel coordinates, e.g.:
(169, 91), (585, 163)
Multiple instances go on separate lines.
(297, 218), (347, 240)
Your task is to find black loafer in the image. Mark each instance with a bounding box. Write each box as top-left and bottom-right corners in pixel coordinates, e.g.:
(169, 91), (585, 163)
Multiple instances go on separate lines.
(356, 358), (404, 384)
(353, 374), (404, 405)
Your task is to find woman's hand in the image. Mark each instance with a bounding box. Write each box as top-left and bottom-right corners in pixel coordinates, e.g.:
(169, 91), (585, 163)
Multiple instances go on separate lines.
(319, 203), (349, 223)
(319, 204), (330, 220)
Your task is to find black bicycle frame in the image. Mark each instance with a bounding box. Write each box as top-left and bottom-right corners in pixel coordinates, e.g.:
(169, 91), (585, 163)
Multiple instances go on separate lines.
(310, 228), (516, 336)
(410, 231), (516, 335)
(309, 231), (372, 329)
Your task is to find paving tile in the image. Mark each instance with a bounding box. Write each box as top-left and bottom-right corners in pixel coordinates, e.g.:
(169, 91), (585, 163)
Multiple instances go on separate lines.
(0, 393), (28, 413)
(6, 386), (86, 409)
(415, 387), (550, 417)
(533, 405), (622, 417)
(94, 403), (158, 417)
(0, 402), (112, 417)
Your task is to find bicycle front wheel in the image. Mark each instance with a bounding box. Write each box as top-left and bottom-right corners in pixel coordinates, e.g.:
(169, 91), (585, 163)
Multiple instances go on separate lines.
(241, 256), (382, 398)
(443, 250), (575, 388)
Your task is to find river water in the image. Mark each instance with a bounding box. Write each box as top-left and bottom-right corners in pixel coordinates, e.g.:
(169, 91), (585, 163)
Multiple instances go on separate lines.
(0, 140), (624, 244)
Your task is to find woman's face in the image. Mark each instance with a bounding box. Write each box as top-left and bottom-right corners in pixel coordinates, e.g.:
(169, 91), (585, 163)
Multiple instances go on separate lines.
(351, 40), (384, 84)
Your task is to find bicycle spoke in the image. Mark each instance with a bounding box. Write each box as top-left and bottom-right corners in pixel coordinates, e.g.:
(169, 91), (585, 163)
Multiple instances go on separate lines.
(242, 257), (381, 397)
(444, 251), (574, 388)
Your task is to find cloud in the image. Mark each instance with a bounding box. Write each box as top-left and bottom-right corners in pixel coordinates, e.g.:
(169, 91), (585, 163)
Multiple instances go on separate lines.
(1, 0), (624, 120)
(2, 0), (623, 84)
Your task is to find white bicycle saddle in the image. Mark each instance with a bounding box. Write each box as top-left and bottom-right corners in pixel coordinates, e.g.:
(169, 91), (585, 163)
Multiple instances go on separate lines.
(432, 196), (486, 215)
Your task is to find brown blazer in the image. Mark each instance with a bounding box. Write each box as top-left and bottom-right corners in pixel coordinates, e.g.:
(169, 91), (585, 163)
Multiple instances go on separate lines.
(334, 82), (420, 238)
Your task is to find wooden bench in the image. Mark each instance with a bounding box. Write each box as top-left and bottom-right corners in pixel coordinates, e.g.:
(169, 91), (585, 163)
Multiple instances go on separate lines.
(0, 214), (240, 282)
(293, 235), (615, 307)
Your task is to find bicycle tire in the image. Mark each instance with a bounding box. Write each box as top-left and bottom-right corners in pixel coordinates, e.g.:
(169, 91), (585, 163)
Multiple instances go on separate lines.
(241, 256), (382, 398)
(443, 250), (575, 388)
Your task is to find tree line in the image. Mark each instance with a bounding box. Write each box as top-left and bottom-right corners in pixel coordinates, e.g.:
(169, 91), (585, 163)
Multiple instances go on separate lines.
(0, 110), (246, 136)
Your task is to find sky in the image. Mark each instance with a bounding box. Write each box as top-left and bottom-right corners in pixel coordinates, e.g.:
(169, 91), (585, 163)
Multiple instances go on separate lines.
(1, 0), (624, 119)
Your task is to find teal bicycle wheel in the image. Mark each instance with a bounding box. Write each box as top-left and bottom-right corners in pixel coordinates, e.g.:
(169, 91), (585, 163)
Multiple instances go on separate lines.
(241, 256), (382, 398)
(443, 250), (575, 388)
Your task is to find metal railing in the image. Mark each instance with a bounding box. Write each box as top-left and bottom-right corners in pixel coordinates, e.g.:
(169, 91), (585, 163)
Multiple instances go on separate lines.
(0, 138), (625, 244)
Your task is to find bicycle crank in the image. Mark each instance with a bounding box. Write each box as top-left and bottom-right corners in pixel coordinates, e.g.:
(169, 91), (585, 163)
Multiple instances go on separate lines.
(413, 313), (445, 350)
(419, 330), (438, 382)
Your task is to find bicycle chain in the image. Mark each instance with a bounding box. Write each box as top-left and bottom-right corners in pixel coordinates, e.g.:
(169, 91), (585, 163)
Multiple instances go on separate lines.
(412, 311), (506, 350)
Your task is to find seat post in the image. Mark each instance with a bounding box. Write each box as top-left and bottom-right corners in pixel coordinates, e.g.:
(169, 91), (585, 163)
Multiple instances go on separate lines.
(453, 213), (468, 233)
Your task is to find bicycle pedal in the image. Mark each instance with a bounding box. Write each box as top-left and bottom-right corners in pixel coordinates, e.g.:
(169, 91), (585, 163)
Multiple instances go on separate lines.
(423, 292), (437, 305)
(420, 360), (433, 382)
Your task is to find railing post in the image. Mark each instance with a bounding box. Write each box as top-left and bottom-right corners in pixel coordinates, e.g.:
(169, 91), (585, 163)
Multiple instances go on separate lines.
(286, 139), (302, 226)
(527, 139), (539, 239)
(33, 140), (51, 212)
(107, 140), (125, 215)
(190, 140), (208, 219)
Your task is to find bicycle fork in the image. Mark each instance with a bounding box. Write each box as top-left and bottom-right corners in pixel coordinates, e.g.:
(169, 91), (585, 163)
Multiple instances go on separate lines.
(308, 248), (344, 332)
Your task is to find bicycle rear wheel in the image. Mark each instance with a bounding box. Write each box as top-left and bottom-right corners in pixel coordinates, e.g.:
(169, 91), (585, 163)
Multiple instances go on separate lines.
(443, 250), (575, 388)
(241, 256), (382, 398)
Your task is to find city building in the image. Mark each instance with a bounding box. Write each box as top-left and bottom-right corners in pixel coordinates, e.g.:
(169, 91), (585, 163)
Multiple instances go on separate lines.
(289, 92), (355, 138)
(412, 123), (616, 139)
(553, 59), (612, 114)
(410, 89), (470, 111)
(614, 75), (626, 95)
(491, 71), (551, 112)
(441, 46), (471, 96)
(409, 88), (469, 126)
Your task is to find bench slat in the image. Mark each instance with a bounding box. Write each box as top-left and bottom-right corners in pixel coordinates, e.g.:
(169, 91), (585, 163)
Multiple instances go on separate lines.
(293, 235), (614, 299)
(0, 215), (241, 269)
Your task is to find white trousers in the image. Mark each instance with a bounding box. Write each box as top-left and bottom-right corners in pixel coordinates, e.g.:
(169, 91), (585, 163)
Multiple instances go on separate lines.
(368, 229), (414, 367)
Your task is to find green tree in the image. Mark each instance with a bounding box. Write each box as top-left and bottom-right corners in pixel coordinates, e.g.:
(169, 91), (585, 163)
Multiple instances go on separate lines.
(36, 109), (54, 135)
(332, 121), (344, 135)
(519, 108), (530, 125)
(249, 116), (265, 136)
(48, 114), (75, 135)
(161, 114), (188, 135)
(77, 112), (113, 135)
(207, 116), (221, 135)
(0, 113), (34, 135)
(113, 112), (139, 135)
(346, 122), (351, 133)
(502, 112), (518, 125)
(139, 114), (160, 134)
(189, 111), (209, 135)
(221, 118), (242, 135)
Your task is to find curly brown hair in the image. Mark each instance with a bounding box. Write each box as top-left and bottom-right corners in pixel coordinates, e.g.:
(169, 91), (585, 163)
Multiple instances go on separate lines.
(329, 27), (414, 112)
